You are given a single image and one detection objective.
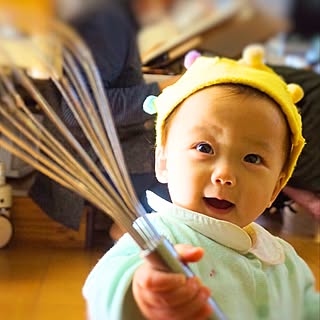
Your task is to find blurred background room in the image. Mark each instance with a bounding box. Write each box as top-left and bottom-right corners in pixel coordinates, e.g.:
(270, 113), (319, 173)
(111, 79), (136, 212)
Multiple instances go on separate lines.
(0, 1), (319, 319)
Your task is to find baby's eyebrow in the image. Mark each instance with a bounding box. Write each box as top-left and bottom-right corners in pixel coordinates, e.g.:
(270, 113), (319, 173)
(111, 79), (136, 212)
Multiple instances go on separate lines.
(243, 138), (274, 153)
(188, 124), (222, 136)
(188, 126), (275, 153)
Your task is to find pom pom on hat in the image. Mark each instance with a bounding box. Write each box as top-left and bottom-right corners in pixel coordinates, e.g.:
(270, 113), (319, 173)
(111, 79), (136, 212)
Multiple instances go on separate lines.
(242, 44), (265, 67)
(143, 95), (157, 115)
(287, 83), (304, 103)
(239, 44), (274, 74)
(184, 50), (201, 69)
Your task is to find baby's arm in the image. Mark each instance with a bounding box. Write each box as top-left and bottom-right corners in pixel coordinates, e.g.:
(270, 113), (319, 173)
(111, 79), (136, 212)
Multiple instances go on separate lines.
(132, 244), (213, 320)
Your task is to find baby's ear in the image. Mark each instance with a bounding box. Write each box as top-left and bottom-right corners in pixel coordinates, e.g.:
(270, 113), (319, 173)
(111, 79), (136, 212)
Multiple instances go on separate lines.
(155, 147), (168, 183)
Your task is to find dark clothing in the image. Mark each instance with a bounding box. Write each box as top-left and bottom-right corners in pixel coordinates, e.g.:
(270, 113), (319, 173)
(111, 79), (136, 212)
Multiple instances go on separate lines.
(67, 0), (160, 174)
(29, 0), (168, 230)
(265, 65), (320, 214)
(273, 66), (320, 193)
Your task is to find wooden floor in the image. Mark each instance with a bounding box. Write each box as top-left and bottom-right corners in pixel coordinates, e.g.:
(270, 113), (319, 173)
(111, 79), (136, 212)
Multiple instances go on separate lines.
(1, 204), (319, 320)
(0, 241), (102, 320)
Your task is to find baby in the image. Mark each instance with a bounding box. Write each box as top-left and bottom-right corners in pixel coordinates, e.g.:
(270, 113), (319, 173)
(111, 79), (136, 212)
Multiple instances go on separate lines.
(83, 45), (319, 320)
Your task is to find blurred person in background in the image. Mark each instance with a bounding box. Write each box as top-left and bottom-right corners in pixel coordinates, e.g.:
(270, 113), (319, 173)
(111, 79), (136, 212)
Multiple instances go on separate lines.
(29, 0), (180, 241)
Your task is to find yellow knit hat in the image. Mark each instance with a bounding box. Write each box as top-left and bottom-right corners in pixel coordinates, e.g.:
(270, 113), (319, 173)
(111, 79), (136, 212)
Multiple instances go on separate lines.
(143, 44), (305, 188)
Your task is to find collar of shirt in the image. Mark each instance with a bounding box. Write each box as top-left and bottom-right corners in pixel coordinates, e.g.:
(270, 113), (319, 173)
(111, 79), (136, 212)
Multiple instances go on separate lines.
(146, 191), (285, 265)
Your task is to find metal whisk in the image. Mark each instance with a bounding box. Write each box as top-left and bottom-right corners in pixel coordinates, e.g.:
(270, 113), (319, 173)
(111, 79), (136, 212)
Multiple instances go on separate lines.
(0, 18), (225, 320)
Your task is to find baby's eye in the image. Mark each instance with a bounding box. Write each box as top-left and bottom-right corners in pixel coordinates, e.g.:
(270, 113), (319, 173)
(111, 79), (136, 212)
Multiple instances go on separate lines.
(244, 154), (262, 164)
(196, 143), (213, 154)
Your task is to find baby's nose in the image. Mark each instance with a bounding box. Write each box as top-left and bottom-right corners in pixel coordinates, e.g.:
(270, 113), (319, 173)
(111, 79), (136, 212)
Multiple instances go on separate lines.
(214, 177), (233, 186)
(211, 166), (236, 187)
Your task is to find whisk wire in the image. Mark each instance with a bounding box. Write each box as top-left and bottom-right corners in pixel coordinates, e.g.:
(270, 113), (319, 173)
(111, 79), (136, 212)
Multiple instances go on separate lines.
(0, 67), (133, 223)
(0, 18), (226, 319)
(53, 21), (141, 208)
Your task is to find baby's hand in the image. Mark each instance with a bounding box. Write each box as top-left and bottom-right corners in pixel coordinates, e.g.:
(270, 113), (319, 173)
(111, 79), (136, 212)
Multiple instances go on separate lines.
(132, 244), (213, 320)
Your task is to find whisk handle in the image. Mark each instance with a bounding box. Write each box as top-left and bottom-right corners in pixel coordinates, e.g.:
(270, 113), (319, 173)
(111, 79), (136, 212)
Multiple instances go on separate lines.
(142, 237), (227, 320)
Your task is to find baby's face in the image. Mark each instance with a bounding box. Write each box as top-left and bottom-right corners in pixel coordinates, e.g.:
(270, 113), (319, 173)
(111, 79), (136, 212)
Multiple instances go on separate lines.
(156, 86), (288, 227)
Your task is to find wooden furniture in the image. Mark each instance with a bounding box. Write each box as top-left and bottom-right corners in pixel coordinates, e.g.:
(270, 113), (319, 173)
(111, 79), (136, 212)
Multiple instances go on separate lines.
(11, 195), (87, 248)
(6, 173), (87, 247)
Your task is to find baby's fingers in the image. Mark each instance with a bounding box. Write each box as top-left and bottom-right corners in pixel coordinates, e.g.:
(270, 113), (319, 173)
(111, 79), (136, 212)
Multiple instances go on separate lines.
(174, 244), (205, 263)
(133, 275), (213, 320)
(134, 261), (186, 292)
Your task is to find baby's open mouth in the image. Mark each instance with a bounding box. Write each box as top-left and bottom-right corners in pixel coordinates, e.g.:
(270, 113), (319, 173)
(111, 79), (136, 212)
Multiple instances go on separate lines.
(204, 197), (234, 210)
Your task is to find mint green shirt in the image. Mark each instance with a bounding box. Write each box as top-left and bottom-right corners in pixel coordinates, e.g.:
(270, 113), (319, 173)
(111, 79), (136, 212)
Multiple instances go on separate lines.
(83, 194), (320, 319)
